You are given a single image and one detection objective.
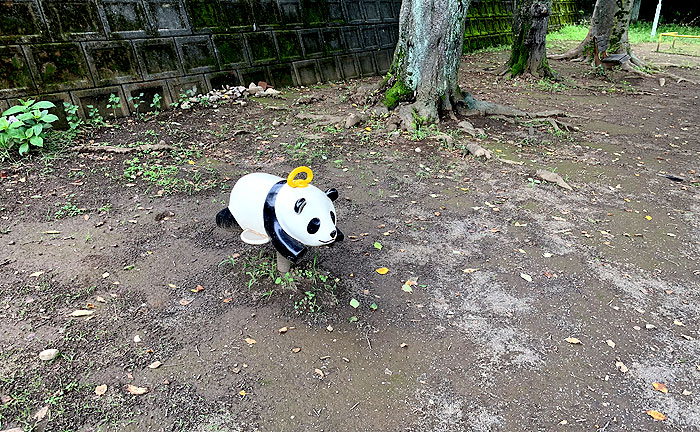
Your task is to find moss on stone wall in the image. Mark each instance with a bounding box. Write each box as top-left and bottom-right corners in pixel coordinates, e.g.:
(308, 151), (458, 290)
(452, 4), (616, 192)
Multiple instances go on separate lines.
(464, 0), (579, 53)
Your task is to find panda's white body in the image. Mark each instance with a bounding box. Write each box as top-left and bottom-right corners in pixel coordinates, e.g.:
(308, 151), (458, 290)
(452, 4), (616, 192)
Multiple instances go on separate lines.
(228, 173), (282, 243)
(220, 171), (342, 262)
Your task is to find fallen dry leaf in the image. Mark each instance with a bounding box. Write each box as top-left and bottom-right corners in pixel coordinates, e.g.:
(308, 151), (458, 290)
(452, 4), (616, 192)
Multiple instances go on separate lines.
(33, 405), (49, 421)
(178, 298), (193, 306)
(375, 267), (389, 275)
(615, 361), (629, 373)
(673, 319), (685, 327)
(292, 347), (301, 353)
(239, 390), (247, 396)
(95, 384), (107, 396)
(148, 361), (162, 369)
(653, 382), (669, 393)
(126, 384), (149, 395)
(190, 285), (204, 293)
(244, 338), (257, 345)
(69, 310), (94, 317)
(565, 337), (582, 345)
(646, 410), (667, 421)
(223, 298), (232, 303)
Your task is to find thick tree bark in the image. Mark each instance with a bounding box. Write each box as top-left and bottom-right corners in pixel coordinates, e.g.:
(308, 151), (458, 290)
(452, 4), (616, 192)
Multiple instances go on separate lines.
(630, 0), (641, 23)
(507, 0), (555, 78)
(383, 0), (472, 126)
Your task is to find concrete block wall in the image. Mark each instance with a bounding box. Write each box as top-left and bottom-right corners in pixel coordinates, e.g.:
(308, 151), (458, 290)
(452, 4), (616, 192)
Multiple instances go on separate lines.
(464, 0), (581, 52)
(0, 0), (578, 121)
(0, 0), (401, 121)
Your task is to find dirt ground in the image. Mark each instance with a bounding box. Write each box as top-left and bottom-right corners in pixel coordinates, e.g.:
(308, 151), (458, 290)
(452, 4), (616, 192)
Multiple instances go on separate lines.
(1, 41), (699, 432)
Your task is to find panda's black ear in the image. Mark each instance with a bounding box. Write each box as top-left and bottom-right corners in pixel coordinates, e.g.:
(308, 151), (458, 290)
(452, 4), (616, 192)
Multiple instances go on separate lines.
(325, 188), (339, 201)
(294, 198), (306, 214)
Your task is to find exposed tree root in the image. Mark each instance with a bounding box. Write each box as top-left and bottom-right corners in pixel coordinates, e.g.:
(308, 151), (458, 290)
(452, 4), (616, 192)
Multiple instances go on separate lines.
(548, 38), (590, 61)
(74, 144), (173, 154)
(659, 71), (698, 85)
(621, 62), (653, 77)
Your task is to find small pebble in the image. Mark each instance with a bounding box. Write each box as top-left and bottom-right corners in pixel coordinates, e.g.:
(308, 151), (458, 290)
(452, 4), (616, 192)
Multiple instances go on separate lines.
(39, 349), (59, 361)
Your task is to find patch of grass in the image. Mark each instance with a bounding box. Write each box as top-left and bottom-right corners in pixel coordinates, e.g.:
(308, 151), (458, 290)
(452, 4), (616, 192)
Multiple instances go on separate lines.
(281, 136), (328, 163)
(548, 22), (700, 44)
(55, 200), (85, 219)
(470, 44), (510, 54)
(239, 251), (338, 314)
(122, 153), (219, 195)
(537, 77), (568, 92)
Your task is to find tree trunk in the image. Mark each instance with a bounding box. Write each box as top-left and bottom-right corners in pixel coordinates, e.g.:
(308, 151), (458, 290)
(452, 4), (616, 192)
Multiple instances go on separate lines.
(630, 0), (641, 23)
(549, 0), (616, 61)
(507, 0), (555, 78)
(550, 0), (647, 70)
(383, 0), (472, 126)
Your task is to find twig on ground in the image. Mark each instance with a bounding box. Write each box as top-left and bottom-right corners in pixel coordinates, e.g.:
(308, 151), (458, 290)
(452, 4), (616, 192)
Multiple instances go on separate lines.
(73, 144), (173, 154)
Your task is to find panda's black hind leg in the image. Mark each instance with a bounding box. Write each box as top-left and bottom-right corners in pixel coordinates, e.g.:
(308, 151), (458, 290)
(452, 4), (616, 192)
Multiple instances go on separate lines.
(216, 208), (237, 230)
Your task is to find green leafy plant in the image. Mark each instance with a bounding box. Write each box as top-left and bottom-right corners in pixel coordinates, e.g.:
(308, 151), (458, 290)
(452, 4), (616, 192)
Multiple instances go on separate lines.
(0, 99), (58, 156)
(86, 105), (104, 127)
(129, 93), (144, 112)
(150, 93), (162, 114)
(106, 93), (121, 119)
(63, 102), (83, 131)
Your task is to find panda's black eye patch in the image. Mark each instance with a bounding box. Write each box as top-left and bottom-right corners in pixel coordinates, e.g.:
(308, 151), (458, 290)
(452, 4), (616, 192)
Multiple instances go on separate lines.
(330, 211), (336, 224)
(307, 218), (320, 234)
(294, 198), (306, 214)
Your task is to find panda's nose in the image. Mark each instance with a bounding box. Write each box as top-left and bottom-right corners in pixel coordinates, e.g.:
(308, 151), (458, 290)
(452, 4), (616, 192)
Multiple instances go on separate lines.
(330, 230), (337, 238)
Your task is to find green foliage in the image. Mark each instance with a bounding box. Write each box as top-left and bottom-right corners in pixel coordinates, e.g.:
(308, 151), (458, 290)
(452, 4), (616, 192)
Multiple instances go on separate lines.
(537, 78), (567, 92)
(174, 88), (197, 108)
(107, 93), (121, 119)
(63, 102), (83, 131)
(150, 93), (162, 114)
(129, 93), (144, 111)
(239, 251), (337, 314)
(55, 200), (84, 219)
(86, 105), (104, 127)
(0, 99), (58, 157)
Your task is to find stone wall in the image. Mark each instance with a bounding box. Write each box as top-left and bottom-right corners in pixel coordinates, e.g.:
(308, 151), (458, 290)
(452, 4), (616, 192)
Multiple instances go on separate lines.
(464, 0), (580, 52)
(1, 0), (401, 125)
(0, 0), (579, 124)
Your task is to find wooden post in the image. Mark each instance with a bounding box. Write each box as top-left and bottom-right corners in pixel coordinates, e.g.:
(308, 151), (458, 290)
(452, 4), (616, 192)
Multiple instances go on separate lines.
(650, 0), (663, 37)
(276, 251), (291, 274)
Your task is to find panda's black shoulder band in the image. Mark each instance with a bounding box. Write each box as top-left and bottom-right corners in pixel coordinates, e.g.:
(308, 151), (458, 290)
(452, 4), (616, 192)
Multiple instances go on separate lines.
(263, 180), (307, 263)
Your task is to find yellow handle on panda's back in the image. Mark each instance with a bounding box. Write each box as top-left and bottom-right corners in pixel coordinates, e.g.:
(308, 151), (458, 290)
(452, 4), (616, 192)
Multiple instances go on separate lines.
(287, 166), (313, 188)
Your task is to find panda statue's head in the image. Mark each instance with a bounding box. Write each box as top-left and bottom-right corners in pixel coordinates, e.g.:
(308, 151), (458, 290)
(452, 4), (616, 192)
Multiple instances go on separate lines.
(263, 167), (343, 262)
(276, 183), (341, 246)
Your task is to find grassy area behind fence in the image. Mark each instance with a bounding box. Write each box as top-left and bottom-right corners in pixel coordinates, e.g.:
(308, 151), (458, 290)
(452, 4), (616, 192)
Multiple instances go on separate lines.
(548, 22), (700, 44)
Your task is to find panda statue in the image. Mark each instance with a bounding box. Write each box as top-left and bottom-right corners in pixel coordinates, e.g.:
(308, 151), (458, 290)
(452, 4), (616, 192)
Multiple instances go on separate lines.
(216, 166), (343, 263)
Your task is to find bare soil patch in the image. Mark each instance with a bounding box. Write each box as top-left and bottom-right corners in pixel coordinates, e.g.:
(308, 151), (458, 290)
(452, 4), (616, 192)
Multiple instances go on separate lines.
(1, 44), (699, 431)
